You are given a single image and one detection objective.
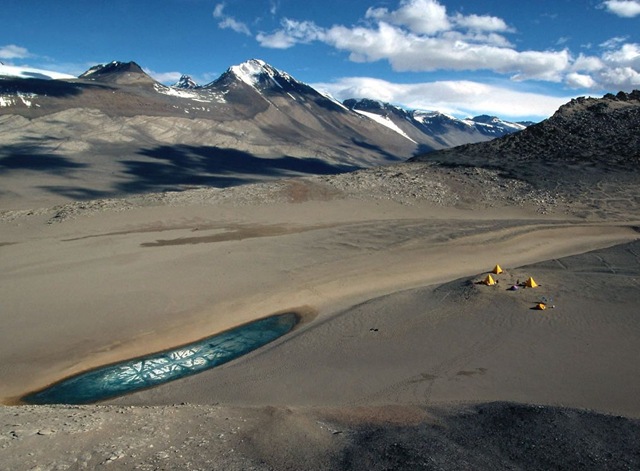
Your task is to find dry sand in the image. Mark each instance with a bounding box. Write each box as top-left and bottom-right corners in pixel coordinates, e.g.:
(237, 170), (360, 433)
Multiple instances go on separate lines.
(1, 169), (640, 469)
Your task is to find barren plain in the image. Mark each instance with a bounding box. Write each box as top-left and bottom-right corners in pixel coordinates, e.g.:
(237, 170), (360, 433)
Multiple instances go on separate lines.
(2, 159), (640, 469)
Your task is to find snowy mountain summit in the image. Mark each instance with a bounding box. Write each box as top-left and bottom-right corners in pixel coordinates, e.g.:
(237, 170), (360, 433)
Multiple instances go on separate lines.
(173, 75), (199, 89)
(208, 59), (318, 99)
(226, 59), (296, 90)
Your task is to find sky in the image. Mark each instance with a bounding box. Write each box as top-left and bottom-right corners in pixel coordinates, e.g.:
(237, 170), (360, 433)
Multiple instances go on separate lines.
(1, 0), (639, 121)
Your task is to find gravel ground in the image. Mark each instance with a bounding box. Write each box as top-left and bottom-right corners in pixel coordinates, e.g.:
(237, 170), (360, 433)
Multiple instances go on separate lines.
(2, 402), (639, 471)
(0, 161), (570, 225)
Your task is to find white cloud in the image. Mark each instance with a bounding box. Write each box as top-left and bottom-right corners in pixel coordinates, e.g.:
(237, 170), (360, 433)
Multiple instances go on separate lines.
(602, 0), (640, 17)
(322, 22), (570, 81)
(256, 30), (297, 49)
(572, 54), (605, 73)
(248, 0), (640, 91)
(509, 50), (571, 82)
(366, 0), (450, 35)
(145, 69), (183, 84)
(598, 66), (640, 88)
(269, 0), (279, 15)
(256, 30), (295, 49)
(565, 72), (597, 88)
(213, 3), (225, 18)
(255, 1), (570, 82)
(257, 18), (325, 48)
(568, 42), (640, 89)
(600, 36), (629, 49)
(602, 42), (640, 67)
(312, 76), (573, 120)
(452, 13), (511, 33)
(212, 3), (251, 36)
(0, 44), (30, 60)
(219, 17), (251, 35)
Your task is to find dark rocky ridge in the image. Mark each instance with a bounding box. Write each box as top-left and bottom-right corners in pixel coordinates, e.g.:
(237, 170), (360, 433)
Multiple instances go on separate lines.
(410, 90), (640, 192)
(413, 90), (640, 166)
(78, 60), (155, 86)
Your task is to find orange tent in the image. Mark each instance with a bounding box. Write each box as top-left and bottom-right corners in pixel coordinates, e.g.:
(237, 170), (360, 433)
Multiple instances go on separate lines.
(525, 277), (538, 288)
(534, 303), (546, 310)
(492, 265), (503, 274)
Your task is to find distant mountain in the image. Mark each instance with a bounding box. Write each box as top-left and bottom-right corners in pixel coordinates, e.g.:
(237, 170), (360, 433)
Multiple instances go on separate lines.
(78, 61), (155, 85)
(343, 98), (527, 151)
(0, 58), (529, 205)
(410, 90), (640, 188)
(173, 75), (198, 89)
(468, 114), (529, 134)
(0, 58), (526, 155)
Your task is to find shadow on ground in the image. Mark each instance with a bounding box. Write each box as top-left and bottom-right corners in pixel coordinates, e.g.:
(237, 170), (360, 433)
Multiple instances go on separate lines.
(0, 143), (87, 174)
(0, 141), (360, 201)
(117, 145), (359, 193)
(335, 402), (640, 470)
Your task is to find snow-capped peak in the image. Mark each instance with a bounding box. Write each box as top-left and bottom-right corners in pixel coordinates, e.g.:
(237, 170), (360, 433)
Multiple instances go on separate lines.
(228, 59), (294, 89)
(412, 110), (458, 123)
(173, 74), (198, 89)
(467, 115), (527, 131)
(229, 59), (267, 85)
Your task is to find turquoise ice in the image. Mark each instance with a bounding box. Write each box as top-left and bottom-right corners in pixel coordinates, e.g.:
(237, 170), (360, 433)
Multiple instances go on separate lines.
(25, 313), (298, 404)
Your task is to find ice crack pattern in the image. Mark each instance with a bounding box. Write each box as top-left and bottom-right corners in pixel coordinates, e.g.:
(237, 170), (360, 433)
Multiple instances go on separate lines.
(24, 313), (298, 404)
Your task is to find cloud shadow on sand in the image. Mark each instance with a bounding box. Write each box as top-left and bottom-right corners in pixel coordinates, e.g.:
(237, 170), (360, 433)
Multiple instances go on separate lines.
(116, 145), (359, 194)
(0, 143), (87, 174)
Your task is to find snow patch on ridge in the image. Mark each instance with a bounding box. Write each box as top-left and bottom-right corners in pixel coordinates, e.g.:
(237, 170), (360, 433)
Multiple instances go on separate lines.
(0, 92), (38, 108)
(413, 111), (462, 125)
(354, 109), (417, 143)
(320, 91), (350, 112)
(153, 84), (227, 103)
(462, 118), (527, 132)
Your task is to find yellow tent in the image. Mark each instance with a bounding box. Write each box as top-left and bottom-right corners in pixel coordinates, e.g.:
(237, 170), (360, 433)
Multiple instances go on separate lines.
(525, 277), (538, 288)
(492, 265), (503, 274)
(535, 303), (546, 310)
(484, 274), (496, 286)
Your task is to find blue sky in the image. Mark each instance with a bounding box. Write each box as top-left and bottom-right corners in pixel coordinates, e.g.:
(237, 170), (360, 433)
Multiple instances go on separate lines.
(1, 0), (639, 121)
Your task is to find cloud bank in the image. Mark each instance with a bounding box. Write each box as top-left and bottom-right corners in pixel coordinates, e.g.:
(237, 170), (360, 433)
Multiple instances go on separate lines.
(251, 0), (639, 91)
(602, 0), (640, 17)
(0, 44), (30, 60)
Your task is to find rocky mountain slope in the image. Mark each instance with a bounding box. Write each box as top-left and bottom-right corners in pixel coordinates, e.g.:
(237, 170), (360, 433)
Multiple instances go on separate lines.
(411, 90), (640, 191)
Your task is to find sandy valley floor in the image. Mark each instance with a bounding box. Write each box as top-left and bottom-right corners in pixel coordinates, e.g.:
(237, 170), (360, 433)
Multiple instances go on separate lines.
(1, 166), (640, 469)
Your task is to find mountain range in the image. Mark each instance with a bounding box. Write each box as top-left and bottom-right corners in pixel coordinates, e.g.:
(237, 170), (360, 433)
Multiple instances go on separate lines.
(0, 59), (532, 205)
